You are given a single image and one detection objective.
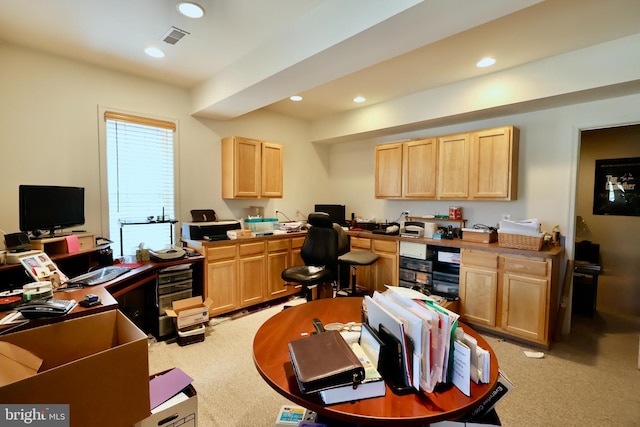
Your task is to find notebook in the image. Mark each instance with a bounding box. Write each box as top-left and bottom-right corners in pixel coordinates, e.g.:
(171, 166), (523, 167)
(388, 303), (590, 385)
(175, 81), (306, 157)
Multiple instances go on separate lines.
(288, 330), (365, 394)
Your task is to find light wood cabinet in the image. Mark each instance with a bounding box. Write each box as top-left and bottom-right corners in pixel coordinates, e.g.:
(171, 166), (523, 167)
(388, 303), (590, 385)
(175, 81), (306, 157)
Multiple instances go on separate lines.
(221, 136), (283, 199)
(348, 237), (399, 293)
(375, 139), (437, 199)
(459, 250), (499, 327)
(375, 126), (518, 200)
(238, 241), (266, 307)
(437, 132), (469, 199)
(371, 239), (399, 292)
(205, 245), (239, 316)
(190, 235), (304, 317)
(460, 248), (553, 347)
(375, 142), (403, 198)
(469, 126), (519, 200)
(267, 239), (298, 299)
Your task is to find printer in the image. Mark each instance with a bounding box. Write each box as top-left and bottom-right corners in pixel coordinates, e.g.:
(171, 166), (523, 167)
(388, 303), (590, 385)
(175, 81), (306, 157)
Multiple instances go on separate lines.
(182, 220), (241, 241)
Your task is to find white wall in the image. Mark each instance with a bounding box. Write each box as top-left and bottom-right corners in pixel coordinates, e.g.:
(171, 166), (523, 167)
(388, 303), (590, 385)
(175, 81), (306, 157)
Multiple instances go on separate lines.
(0, 43), (323, 244)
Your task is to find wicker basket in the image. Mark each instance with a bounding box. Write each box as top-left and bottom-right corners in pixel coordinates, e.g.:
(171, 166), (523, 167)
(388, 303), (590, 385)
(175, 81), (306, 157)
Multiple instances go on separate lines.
(498, 231), (544, 251)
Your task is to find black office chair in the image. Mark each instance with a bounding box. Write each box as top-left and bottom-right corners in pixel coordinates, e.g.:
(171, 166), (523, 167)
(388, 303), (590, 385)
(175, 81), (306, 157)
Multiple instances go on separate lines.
(281, 212), (348, 301)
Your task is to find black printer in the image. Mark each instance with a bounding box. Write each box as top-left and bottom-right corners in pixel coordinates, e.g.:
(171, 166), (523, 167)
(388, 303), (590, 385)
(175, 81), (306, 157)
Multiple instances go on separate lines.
(181, 220), (241, 241)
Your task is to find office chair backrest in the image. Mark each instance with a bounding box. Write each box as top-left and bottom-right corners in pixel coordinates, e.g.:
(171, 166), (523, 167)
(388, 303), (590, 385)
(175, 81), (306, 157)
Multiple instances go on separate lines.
(301, 213), (339, 268)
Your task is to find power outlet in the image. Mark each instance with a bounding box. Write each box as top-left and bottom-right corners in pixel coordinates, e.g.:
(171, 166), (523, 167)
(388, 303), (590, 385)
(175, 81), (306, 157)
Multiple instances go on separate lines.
(295, 210), (303, 218)
(502, 214), (511, 221)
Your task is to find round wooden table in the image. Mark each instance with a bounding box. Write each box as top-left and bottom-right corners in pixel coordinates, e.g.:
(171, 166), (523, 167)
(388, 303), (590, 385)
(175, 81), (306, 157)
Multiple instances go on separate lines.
(252, 297), (499, 426)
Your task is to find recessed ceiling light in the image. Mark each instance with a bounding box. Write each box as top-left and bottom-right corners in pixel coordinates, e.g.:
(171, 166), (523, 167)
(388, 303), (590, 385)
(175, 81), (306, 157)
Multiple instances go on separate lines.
(177, 2), (205, 18)
(353, 96), (366, 103)
(476, 57), (496, 68)
(145, 47), (165, 58)
(290, 95), (303, 102)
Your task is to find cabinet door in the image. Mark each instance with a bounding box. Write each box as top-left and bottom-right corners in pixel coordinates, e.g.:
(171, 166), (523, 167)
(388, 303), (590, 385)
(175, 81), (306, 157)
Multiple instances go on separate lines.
(371, 239), (398, 292)
(403, 138), (437, 198)
(239, 242), (266, 307)
(459, 266), (498, 327)
(262, 142), (283, 198)
(207, 259), (238, 316)
(469, 126), (518, 200)
(375, 142), (403, 198)
(459, 249), (499, 327)
(437, 133), (469, 199)
(222, 137), (261, 198)
(290, 237), (305, 267)
(267, 239), (293, 298)
(500, 272), (548, 343)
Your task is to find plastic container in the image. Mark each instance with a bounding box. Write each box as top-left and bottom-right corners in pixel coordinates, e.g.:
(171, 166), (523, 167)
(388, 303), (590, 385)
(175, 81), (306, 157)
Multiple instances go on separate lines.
(177, 323), (205, 346)
(244, 218), (278, 233)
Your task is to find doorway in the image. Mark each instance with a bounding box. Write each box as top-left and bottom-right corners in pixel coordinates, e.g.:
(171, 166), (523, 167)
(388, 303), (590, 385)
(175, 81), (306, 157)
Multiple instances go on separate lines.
(575, 124), (640, 318)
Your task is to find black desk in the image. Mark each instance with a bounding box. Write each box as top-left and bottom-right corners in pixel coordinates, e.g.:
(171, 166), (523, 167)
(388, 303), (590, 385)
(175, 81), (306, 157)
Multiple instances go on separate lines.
(572, 261), (602, 318)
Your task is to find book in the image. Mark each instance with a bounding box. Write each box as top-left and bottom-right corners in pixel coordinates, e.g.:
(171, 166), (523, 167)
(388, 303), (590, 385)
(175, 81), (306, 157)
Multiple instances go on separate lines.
(319, 343), (385, 405)
(288, 330), (365, 394)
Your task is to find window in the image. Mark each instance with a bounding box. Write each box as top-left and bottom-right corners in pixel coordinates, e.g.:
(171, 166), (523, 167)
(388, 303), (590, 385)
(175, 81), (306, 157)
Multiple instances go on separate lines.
(103, 111), (177, 256)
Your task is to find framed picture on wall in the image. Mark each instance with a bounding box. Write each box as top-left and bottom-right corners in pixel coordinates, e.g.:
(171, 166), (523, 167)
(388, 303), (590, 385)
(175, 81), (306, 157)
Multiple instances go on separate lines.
(593, 157), (640, 216)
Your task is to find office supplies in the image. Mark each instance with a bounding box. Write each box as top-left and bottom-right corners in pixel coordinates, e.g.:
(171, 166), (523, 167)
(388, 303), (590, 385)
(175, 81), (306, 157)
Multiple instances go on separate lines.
(288, 329), (365, 394)
(68, 266), (132, 286)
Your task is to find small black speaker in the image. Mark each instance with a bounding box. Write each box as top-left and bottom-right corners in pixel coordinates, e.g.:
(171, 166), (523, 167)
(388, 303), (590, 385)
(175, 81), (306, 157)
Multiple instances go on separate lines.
(4, 232), (31, 252)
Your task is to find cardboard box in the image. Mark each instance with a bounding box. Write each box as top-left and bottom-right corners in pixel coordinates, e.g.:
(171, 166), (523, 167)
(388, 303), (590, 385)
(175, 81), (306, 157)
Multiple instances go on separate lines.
(135, 380), (197, 427)
(461, 229), (498, 244)
(227, 229), (253, 239)
(0, 310), (150, 427)
(165, 296), (213, 329)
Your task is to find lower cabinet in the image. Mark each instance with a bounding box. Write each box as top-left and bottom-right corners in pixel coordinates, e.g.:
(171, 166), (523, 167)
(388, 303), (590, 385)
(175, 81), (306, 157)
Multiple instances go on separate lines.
(196, 236), (302, 317)
(460, 248), (553, 347)
(348, 236), (399, 293)
(205, 245), (239, 316)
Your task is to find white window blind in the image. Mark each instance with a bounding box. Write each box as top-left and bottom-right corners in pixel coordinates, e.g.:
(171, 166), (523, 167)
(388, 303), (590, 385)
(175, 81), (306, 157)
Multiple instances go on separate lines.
(104, 112), (176, 256)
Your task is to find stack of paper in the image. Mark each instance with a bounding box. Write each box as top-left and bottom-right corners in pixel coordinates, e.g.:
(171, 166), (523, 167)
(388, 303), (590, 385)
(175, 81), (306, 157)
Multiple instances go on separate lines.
(498, 218), (541, 235)
(319, 342), (385, 404)
(364, 287), (461, 395)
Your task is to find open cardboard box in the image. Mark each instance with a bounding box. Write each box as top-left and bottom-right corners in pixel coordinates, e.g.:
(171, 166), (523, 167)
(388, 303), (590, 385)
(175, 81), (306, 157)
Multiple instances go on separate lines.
(0, 310), (150, 427)
(165, 296), (212, 329)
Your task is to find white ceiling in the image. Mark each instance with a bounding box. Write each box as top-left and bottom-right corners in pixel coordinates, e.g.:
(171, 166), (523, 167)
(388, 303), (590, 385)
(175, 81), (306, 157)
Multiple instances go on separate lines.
(1, 0), (639, 121)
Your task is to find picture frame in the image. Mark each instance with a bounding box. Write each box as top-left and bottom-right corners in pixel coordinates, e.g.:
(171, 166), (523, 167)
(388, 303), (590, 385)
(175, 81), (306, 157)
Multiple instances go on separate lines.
(592, 157), (640, 216)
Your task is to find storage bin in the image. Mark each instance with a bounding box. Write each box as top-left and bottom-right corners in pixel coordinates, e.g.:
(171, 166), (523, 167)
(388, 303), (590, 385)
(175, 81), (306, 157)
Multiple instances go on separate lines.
(244, 217), (278, 233)
(177, 323), (205, 346)
(497, 231), (544, 251)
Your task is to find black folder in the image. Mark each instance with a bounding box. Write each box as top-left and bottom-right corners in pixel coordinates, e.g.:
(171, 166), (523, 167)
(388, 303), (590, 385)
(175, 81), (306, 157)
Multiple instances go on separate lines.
(288, 330), (365, 394)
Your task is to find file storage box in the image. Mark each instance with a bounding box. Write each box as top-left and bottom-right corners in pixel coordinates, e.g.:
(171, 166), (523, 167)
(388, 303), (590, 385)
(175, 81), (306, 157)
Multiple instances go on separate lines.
(177, 323), (205, 346)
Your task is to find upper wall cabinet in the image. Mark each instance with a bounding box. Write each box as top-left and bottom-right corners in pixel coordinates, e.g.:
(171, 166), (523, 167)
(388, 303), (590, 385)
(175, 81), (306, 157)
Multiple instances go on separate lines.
(375, 138), (437, 199)
(469, 126), (519, 200)
(437, 132), (470, 199)
(222, 136), (283, 199)
(375, 126), (519, 201)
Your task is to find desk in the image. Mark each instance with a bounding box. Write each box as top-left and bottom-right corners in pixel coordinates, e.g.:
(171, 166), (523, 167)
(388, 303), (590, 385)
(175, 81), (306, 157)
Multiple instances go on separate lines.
(253, 297), (499, 426)
(0, 255), (204, 336)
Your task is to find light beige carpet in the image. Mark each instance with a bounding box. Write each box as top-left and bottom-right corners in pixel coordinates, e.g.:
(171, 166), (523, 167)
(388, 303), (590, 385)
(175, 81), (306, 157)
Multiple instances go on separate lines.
(148, 296), (640, 426)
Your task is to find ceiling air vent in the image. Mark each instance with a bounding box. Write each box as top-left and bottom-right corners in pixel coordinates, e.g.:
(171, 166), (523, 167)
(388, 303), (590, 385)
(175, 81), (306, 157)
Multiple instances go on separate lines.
(162, 26), (190, 45)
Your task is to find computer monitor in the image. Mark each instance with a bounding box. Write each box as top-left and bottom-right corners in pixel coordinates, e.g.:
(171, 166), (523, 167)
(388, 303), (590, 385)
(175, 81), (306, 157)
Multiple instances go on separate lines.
(314, 204), (346, 226)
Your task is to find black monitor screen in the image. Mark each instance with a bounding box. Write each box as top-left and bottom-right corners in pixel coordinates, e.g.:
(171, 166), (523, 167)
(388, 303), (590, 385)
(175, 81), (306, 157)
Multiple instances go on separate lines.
(314, 204), (346, 226)
(19, 185), (85, 236)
